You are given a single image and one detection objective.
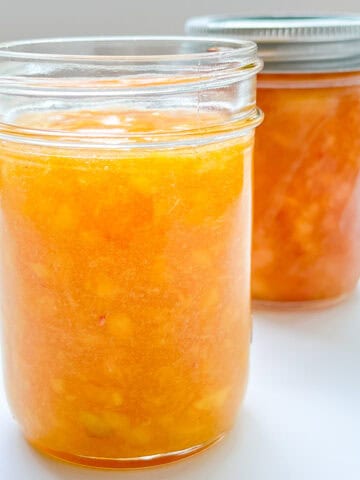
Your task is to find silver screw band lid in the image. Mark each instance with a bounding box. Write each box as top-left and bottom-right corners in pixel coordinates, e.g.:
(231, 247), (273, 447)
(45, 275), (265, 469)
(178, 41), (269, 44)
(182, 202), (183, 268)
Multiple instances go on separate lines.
(186, 15), (360, 73)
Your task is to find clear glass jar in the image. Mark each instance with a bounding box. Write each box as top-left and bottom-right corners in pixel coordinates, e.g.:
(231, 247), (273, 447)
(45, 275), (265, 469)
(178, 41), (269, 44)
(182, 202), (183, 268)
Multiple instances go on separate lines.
(0, 37), (262, 467)
(186, 16), (360, 308)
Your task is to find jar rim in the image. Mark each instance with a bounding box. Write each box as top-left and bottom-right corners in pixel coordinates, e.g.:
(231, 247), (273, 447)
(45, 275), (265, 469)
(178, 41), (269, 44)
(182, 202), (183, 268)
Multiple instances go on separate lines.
(0, 35), (262, 96)
(0, 35), (257, 62)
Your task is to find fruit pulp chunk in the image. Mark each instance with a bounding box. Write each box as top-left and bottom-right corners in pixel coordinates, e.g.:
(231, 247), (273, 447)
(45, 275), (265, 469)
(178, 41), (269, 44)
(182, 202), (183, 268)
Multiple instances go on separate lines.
(0, 109), (252, 466)
(253, 72), (360, 303)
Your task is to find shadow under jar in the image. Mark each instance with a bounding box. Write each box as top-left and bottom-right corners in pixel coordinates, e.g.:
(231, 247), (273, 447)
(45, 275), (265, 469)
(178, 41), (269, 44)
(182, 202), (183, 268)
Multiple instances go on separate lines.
(0, 37), (262, 467)
(186, 16), (360, 308)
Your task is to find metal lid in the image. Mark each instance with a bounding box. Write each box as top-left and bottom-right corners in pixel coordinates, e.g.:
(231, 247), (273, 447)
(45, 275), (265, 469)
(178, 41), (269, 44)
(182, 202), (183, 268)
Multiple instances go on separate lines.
(186, 15), (360, 73)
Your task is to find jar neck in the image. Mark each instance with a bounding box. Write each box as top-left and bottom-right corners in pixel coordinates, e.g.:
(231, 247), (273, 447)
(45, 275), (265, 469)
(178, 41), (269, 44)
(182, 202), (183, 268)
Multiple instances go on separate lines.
(0, 36), (262, 148)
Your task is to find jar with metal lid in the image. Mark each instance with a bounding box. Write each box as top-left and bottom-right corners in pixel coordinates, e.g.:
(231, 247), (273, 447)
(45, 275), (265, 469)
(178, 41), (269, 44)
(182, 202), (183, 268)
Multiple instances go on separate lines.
(187, 16), (360, 308)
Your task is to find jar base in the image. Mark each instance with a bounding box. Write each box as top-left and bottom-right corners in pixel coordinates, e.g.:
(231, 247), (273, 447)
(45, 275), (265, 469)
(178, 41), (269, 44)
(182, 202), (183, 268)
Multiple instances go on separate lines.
(27, 434), (225, 470)
(252, 290), (354, 312)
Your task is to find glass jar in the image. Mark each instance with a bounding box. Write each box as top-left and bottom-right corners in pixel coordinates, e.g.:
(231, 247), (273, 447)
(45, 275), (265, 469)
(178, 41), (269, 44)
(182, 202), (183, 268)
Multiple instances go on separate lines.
(186, 16), (360, 308)
(0, 37), (262, 467)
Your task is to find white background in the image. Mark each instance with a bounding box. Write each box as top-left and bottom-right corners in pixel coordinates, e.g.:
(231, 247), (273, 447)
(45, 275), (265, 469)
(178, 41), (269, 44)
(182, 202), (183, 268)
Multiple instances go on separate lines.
(0, 0), (359, 41)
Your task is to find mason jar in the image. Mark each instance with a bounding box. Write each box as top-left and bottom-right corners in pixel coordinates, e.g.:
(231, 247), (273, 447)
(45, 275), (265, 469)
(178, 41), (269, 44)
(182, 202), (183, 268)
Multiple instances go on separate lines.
(0, 36), (262, 467)
(186, 16), (360, 308)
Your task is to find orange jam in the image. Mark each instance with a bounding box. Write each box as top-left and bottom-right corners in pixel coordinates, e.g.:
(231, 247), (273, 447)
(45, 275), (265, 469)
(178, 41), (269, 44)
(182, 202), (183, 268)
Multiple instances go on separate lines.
(252, 72), (360, 305)
(0, 109), (253, 467)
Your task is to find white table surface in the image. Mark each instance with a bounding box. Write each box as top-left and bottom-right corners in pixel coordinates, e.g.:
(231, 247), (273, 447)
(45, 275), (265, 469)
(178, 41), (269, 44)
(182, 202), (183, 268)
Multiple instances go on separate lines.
(1, 287), (359, 480)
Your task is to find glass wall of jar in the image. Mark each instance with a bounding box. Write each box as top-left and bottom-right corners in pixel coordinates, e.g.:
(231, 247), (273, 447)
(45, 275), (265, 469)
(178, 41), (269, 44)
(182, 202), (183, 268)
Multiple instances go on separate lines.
(0, 36), (262, 467)
(186, 16), (360, 308)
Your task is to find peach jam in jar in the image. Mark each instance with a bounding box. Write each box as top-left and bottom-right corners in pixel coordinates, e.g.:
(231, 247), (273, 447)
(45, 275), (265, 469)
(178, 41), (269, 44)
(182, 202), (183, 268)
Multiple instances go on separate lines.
(187, 16), (360, 308)
(0, 36), (262, 467)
